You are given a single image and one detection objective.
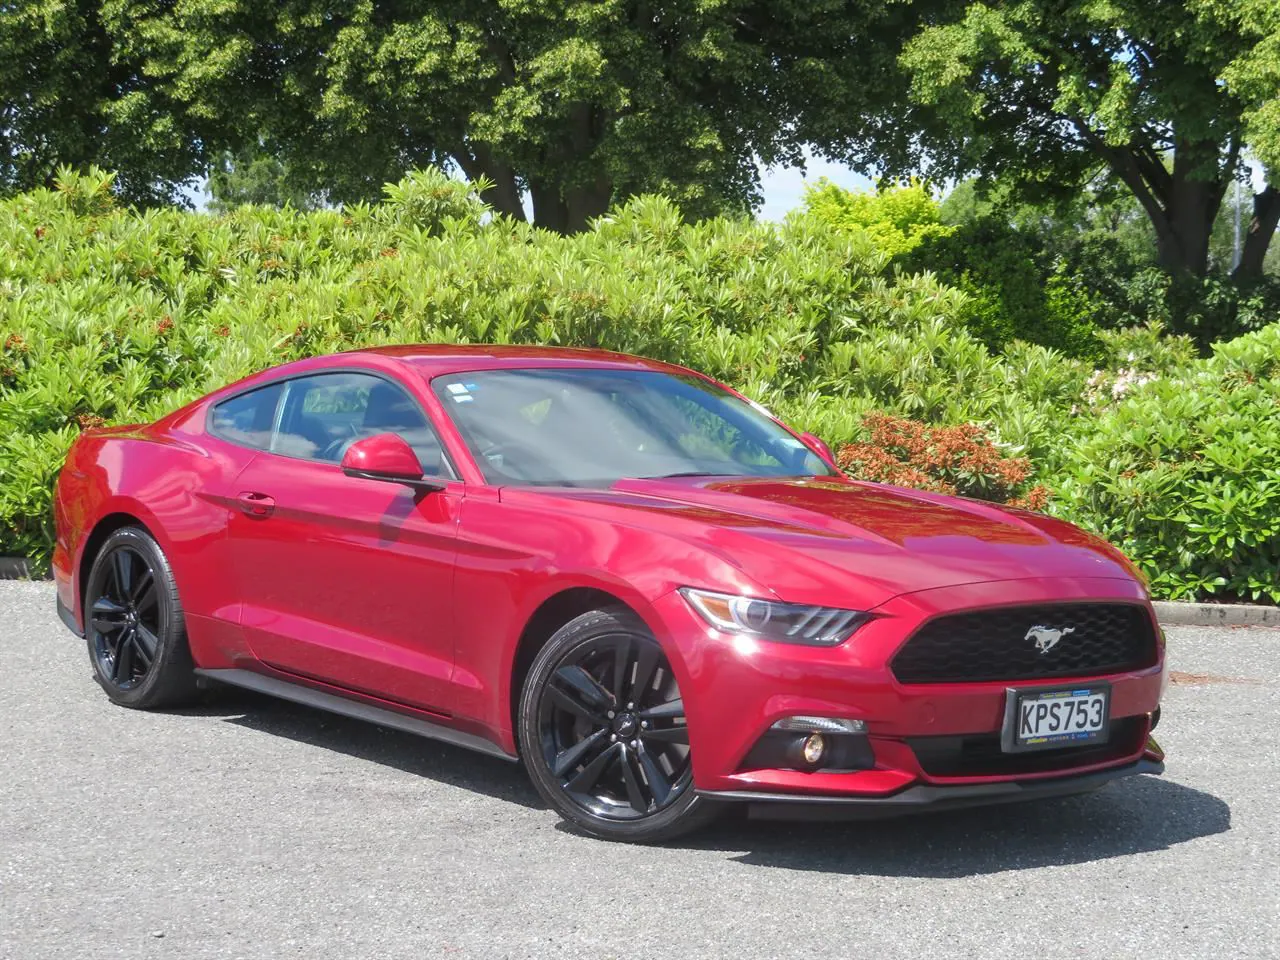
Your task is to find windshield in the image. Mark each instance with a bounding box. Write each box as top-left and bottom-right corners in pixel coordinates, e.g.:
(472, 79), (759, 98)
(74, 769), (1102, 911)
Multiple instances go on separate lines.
(431, 368), (834, 486)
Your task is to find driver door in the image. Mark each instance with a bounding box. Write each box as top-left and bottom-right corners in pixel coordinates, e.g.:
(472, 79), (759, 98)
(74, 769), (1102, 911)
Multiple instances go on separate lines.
(225, 370), (462, 713)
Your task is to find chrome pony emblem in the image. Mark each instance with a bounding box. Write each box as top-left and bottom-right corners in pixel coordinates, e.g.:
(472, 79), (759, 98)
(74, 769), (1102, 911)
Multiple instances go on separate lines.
(1026, 625), (1075, 654)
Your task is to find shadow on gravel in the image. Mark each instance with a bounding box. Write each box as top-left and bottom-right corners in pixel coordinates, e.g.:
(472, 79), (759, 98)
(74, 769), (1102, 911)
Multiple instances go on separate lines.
(687, 775), (1230, 877)
(187, 686), (541, 810)
(178, 688), (1229, 877)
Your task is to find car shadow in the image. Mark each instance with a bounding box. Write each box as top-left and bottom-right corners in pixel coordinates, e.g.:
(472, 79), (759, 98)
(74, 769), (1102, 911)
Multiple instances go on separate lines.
(178, 689), (1230, 877)
(179, 686), (542, 810)
(681, 775), (1231, 877)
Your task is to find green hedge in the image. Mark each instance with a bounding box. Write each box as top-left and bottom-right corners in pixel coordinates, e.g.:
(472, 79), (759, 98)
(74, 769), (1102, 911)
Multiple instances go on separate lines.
(2, 167), (1278, 602)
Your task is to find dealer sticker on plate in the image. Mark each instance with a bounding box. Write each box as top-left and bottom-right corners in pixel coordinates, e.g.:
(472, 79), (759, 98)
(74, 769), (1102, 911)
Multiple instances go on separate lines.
(1001, 683), (1111, 753)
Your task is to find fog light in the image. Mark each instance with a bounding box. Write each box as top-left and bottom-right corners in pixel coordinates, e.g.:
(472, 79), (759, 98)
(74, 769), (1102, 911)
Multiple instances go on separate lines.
(801, 733), (826, 766)
(771, 716), (866, 734)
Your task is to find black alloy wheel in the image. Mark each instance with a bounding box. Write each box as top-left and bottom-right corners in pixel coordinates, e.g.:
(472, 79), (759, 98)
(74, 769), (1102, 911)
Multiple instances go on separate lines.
(90, 544), (160, 689)
(519, 607), (720, 842)
(84, 527), (198, 709)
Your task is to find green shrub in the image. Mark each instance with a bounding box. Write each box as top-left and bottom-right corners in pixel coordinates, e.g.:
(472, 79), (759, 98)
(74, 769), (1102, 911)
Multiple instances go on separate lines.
(899, 216), (1105, 358)
(798, 179), (954, 257)
(0, 167), (1005, 570)
(1121, 268), (1280, 350)
(2, 166), (1278, 605)
(1053, 325), (1280, 602)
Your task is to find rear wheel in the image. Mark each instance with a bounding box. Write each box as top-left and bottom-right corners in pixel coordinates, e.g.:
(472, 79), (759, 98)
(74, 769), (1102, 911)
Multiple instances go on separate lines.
(84, 527), (198, 709)
(518, 607), (719, 842)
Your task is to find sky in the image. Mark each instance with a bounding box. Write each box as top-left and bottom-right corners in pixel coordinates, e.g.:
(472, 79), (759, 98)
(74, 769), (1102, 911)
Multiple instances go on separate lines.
(188, 150), (876, 218)
(190, 151), (1264, 222)
(756, 153), (874, 221)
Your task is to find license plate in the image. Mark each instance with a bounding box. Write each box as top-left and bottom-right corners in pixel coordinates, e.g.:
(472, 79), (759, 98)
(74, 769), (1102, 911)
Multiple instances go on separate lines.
(1001, 684), (1111, 753)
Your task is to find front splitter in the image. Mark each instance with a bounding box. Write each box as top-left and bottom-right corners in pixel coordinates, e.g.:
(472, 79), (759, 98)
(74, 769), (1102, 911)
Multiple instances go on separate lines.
(696, 757), (1165, 820)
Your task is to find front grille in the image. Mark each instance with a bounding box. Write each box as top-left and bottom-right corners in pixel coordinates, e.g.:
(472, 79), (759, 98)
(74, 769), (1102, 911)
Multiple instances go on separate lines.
(891, 602), (1158, 684)
(908, 716), (1148, 778)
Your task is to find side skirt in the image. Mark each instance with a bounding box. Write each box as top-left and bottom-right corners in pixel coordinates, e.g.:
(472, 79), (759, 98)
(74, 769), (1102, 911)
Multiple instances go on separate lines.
(195, 667), (518, 762)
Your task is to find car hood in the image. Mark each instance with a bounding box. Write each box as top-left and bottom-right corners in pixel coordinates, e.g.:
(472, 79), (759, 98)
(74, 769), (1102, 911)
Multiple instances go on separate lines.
(534, 476), (1138, 610)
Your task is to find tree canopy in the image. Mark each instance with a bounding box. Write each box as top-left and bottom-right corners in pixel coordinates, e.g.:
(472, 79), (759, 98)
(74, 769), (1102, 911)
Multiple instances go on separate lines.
(853, 0), (1280, 278)
(0, 0), (203, 204)
(84, 0), (897, 232)
(4, 0), (1278, 262)
(207, 150), (322, 213)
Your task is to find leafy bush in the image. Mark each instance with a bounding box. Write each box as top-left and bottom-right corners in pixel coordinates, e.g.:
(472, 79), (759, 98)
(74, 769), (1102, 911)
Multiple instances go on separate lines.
(836, 413), (1050, 509)
(899, 216), (1105, 358)
(0, 167), (991, 568)
(1053, 324), (1280, 603)
(2, 166), (1278, 605)
(1121, 268), (1280, 349)
(803, 181), (1108, 357)
(799, 179), (954, 256)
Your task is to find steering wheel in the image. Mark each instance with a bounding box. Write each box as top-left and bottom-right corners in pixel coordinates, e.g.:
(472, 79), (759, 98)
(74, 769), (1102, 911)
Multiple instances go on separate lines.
(478, 438), (546, 482)
(320, 423), (362, 462)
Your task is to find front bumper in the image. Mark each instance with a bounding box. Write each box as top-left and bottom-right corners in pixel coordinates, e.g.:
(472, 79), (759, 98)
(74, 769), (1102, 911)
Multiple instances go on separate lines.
(698, 756), (1165, 820)
(652, 575), (1166, 800)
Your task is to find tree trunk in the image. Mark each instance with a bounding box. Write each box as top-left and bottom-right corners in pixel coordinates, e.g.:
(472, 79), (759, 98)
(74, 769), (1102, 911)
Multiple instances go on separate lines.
(1234, 185), (1280, 280)
(529, 179), (568, 233)
(1150, 145), (1225, 276)
(452, 146), (525, 222)
(563, 177), (613, 233)
(526, 178), (612, 233)
(1093, 133), (1225, 277)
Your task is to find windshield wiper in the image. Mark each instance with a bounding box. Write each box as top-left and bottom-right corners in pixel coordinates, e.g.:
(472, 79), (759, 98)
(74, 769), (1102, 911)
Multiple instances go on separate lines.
(634, 471), (736, 480)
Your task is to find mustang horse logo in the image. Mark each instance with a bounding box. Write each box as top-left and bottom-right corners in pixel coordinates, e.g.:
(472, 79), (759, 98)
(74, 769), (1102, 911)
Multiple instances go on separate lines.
(1025, 625), (1075, 654)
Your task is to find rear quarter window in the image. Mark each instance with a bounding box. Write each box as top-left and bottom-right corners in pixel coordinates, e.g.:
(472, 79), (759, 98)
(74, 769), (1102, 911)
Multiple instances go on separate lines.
(209, 383), (284, 450)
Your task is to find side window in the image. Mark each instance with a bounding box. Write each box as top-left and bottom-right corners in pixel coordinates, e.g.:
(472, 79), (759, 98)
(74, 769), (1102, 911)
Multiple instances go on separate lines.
(209, 383), (284, 450)
(272, 372), (448, 475)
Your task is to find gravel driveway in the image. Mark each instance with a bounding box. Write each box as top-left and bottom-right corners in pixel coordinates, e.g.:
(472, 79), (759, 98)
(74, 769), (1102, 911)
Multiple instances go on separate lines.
(1, 579), (1276, 959)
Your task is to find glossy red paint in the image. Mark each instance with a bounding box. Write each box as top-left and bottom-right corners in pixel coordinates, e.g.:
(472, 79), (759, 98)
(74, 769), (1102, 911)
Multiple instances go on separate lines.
(798, 431), (838, 469)
(340, 432), (432, 483)
(53, 345), (1166, 808)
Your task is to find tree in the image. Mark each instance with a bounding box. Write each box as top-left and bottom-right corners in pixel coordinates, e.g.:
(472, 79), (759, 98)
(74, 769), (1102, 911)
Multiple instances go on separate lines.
(800, 178), (953, 256)
(861, 0), (1280, 278)
(94, 0), (896, 232)
(1218, 0), (1280, 277)
(207, 150), (322, 213)
(0, 0), (203, 204)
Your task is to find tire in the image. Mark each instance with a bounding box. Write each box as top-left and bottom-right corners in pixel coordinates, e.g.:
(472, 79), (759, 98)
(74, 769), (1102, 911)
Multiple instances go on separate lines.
(83, 526), (199, 709)
(518, 607), (720, 842)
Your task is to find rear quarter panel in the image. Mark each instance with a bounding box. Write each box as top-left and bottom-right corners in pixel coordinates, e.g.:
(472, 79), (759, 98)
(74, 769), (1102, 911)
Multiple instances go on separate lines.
(53, 411), (249, 666)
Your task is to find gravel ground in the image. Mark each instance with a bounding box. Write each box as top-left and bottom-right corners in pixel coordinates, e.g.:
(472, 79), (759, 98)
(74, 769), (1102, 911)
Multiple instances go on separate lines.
(1, 579), (1276, 960)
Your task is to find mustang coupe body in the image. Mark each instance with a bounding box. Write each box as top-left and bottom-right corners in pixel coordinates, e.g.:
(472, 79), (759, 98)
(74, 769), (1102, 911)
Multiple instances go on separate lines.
(53, 346), (1166, 841)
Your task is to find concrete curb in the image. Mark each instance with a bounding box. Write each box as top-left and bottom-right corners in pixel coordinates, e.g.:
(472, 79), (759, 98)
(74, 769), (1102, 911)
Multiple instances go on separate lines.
(0, 557), (34, 580)
(1151, 599), (1280, 627)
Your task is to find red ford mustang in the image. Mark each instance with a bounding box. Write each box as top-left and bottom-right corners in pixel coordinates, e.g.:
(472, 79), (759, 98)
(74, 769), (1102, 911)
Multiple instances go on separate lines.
(53, 346), (1166, 841)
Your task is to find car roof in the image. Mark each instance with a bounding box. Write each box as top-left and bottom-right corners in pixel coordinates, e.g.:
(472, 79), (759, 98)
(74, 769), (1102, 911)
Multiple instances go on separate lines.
(343, 344), (692, 378)
(180, 346), (703, 421)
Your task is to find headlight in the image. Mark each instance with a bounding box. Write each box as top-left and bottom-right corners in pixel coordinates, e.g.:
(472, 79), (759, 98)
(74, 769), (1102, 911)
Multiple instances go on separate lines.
(679, 587), (867, 646)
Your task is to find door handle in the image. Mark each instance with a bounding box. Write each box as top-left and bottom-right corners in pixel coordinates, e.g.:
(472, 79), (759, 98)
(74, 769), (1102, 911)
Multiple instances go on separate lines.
(237, 491), (275, 518)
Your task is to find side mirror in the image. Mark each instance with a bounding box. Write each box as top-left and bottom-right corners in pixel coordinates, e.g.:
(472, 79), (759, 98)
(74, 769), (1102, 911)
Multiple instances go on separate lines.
(799, 431), (838, 468)
(341, 433), (443, 491)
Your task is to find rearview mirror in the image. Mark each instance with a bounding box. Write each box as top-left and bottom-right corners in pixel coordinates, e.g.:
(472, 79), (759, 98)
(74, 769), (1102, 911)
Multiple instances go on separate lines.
(340, 433), (443, 491)
(799, 431), (838, 468)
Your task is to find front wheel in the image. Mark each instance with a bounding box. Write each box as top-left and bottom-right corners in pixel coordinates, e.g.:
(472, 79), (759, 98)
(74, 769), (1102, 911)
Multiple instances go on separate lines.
(84, 526), (199, 709)
(518, 607), (719, 842)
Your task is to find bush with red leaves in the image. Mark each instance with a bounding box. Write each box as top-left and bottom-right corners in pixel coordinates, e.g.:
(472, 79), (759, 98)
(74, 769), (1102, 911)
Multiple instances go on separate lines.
(835, 413), (1050, 511)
